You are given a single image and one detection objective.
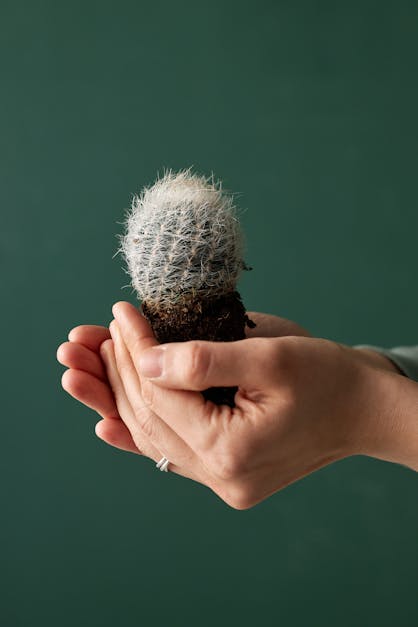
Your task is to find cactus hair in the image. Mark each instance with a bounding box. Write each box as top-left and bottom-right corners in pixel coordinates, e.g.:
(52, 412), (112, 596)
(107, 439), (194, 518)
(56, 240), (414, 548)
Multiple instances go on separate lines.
(116, 168), (256, 406)
(118, 169), (246, 310)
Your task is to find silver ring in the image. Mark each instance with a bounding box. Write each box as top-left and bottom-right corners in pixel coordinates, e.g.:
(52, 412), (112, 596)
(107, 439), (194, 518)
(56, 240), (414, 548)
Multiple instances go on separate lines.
(156, 456), (170, 472)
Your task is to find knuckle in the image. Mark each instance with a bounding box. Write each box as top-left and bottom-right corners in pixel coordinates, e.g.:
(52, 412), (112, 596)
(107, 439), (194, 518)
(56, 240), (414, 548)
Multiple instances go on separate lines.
(135, 407), (156, 439)
(131, 334), (143, 359)
(206, 446), (244, 482)
(217, 482), (255, 511)
(183, 342), (211, 389)
(140, 379), (155, 407)
(265, 336), (295, 378)
(116, 361), (130, 382)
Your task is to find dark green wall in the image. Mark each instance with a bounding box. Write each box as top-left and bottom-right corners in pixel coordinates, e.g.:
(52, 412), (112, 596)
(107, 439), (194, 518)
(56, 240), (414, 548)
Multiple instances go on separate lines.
(2, 2), (417, 626)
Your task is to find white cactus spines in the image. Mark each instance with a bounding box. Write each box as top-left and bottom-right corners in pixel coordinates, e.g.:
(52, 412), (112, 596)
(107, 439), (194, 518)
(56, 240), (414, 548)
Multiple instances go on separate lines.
(118, 169), (245, 308)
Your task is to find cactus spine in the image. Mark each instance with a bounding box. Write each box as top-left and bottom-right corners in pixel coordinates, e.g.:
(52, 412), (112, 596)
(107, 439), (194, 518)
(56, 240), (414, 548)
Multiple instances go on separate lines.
(119, 169), (245, 310)
(117, 169), (255, 406)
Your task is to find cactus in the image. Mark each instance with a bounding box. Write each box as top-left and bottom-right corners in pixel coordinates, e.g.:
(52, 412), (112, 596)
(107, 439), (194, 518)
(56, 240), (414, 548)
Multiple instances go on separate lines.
(117, 168), (255, 406)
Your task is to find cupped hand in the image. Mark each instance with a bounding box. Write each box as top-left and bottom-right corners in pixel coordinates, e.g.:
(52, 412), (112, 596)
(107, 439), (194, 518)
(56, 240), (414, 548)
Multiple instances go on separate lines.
(56, 310), (310, 460)
(57, 303), (416, 507)
(56, 325), (141, 454)
(94, 303), (410, 508)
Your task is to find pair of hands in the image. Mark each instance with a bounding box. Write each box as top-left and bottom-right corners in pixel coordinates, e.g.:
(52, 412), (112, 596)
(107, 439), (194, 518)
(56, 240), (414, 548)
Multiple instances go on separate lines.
(57, 302), (416, 509)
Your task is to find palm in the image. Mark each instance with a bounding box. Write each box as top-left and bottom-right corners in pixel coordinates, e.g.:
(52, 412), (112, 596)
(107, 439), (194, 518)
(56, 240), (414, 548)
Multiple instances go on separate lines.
(57, 312), (311, 454)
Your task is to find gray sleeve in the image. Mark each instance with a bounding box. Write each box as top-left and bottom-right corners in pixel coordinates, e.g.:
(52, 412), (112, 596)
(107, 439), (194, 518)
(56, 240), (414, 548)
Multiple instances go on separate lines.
(354, 345), (418, 382)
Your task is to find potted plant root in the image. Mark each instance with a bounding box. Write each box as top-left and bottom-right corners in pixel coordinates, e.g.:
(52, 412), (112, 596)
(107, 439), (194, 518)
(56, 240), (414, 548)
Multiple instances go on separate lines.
(118, 169), (255, 407)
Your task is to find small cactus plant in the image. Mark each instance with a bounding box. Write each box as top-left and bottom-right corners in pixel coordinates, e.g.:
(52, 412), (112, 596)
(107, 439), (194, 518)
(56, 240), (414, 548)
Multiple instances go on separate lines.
(117, 168), (255, 406)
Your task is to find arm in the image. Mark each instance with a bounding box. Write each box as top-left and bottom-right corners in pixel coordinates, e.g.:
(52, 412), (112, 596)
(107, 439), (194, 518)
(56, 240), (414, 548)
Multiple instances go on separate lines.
(57, 308), (418, 509)
(100, 302), (418, 509)
(354, 345), (418, 381)
(346, 348), (418, 471)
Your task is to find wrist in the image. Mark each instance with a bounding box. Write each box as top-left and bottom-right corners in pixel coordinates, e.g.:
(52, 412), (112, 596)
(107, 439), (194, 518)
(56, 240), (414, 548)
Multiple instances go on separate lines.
(346, 354), (418, 470)
(352, 347), (403, 375)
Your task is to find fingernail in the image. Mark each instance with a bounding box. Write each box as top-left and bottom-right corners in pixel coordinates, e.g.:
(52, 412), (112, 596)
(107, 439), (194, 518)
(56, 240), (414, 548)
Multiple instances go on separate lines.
(138, 347), (164, 378)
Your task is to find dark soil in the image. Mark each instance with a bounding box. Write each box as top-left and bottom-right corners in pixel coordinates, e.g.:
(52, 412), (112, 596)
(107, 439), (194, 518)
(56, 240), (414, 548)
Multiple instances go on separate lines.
(142, 290), (256, 407)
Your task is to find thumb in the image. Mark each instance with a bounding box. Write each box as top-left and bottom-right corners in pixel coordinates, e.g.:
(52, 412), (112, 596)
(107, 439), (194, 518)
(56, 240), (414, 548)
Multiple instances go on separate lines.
(136, 337), (282, 391)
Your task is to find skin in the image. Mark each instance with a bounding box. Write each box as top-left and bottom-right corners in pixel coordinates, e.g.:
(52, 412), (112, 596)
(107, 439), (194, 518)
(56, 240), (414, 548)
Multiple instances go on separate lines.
(57, 303), (418, 509)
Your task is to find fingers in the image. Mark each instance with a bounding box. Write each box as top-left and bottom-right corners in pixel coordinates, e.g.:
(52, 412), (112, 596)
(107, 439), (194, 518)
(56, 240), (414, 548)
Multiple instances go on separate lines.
(57, 341), (108, 382)
(111, 302), (157, 355)
(110, 303), (286, 389)
(95, 418), (143, 455)
(99, 338), (161, 460)
(100, 335), (194, 476)
(61, 368), (120, 419)
(111, 303), (211, 443)
(245, 312), (312, 339)
(68, 325), (111, 352)
(136, 336), (283, 391)
(107, 319), (206, 479)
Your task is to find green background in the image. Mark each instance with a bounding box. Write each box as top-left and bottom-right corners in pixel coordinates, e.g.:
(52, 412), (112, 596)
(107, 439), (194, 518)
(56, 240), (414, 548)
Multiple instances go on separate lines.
(2, 1), (417, 626)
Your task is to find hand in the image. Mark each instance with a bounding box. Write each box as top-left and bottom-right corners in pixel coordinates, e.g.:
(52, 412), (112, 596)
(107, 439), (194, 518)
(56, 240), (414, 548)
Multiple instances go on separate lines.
(56, 310), (310, 457)
(56, 325), (142, 454)
(98, 302), (418, 509)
